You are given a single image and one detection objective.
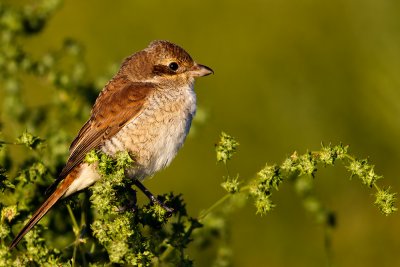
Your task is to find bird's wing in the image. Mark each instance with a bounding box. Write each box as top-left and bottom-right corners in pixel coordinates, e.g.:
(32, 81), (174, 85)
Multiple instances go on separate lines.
(47, 79), (156, 193)
(10, 80), (156, 249)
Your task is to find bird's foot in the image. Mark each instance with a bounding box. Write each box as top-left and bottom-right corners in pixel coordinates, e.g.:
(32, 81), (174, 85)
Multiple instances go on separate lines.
(133, 179), (174, 217)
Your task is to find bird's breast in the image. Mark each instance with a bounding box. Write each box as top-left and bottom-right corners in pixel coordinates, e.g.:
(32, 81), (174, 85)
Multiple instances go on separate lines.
(101, 84), (196, 179)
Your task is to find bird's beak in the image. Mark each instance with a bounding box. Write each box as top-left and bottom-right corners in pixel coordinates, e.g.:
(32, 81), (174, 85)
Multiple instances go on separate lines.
(190, 63), (214, 77)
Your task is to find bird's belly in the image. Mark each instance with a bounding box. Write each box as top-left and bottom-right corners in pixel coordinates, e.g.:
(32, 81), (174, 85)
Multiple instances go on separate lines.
(66, 87), (196, 196)
(65, 114), (191, 197)
(101, 91), (196, 180)
(144, 115), (191, 176)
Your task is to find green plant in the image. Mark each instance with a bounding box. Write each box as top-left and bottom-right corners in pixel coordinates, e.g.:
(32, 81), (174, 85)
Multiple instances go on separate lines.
(0, 1), (396, 266)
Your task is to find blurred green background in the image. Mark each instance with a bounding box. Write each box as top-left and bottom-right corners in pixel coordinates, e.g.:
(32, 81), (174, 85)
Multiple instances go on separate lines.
(3, 0), (400, 266)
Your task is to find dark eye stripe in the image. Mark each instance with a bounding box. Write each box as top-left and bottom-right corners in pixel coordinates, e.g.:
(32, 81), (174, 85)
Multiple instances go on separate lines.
(152, 64), (176, 76)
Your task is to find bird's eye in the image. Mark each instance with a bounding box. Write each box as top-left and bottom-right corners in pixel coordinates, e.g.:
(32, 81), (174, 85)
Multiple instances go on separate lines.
(168, 62), (179, 71)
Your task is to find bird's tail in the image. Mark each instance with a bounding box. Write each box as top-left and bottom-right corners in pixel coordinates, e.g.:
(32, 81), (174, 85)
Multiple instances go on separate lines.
(9, 171), (77, 249)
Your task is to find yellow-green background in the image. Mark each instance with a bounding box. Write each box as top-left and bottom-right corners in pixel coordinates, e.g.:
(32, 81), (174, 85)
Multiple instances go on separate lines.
(7, 0), (400, 266)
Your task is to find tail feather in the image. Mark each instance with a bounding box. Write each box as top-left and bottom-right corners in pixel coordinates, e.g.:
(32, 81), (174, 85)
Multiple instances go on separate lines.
(9, 172), (76, 249)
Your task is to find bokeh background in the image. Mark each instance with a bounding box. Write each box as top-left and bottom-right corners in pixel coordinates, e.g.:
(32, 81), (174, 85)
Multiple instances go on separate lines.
(3, 0), (400, 266)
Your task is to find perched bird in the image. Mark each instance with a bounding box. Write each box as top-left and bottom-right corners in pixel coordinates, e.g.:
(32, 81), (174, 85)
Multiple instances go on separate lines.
(10, 40), (213, 249)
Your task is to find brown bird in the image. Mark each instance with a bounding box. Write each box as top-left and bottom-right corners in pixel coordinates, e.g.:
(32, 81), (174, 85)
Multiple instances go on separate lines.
(9, 40), (213, 249)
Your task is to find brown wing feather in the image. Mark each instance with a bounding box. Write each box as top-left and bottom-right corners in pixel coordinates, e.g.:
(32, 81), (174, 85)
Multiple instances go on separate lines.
(46, 78), (155, 193)
(11, 78), (155, 249)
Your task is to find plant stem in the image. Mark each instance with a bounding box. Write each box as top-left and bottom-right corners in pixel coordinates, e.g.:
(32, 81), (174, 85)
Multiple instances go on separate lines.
(199, 185), (250, 221)
(67, 204), (80, 234)
(67, 204), (79, 267)
(159, 243), (174, 263)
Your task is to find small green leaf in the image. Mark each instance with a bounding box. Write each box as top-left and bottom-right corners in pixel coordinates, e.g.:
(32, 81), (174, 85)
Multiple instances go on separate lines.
(375, 188), (397, 216)
(215, 132), (239, 164)
(221, 175), (240, 194)
(16, 130), (44, 150)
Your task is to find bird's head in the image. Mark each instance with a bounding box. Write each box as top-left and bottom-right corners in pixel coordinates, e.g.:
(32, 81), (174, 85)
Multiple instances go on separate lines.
(122, 40), (213, 86)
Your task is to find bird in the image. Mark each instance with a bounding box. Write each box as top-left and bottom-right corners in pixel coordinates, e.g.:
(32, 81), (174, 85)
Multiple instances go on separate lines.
(9, 40), (213, 249)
